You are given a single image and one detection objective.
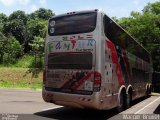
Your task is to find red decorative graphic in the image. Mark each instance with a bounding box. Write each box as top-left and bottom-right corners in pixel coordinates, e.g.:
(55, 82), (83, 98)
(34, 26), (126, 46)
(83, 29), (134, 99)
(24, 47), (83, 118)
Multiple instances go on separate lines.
(71, 40), (76, 49)
(70, 36), (76, 40)
(105, 40), (125, 85)
(71, 71), (94, 90)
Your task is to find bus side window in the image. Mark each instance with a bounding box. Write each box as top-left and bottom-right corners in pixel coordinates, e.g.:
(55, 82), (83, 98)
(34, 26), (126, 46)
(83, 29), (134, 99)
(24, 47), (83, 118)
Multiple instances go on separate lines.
(103, 15), (110, 38)
(103, 15), (117, 45)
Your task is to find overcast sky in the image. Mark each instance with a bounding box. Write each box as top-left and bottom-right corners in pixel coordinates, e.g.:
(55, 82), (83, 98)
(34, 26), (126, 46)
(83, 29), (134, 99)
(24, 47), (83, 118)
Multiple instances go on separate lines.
(0, 0), (158, 18)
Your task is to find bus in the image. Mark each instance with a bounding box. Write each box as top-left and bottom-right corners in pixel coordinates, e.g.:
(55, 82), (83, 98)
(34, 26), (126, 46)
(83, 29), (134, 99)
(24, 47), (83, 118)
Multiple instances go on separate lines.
(42, 9), (153, 111)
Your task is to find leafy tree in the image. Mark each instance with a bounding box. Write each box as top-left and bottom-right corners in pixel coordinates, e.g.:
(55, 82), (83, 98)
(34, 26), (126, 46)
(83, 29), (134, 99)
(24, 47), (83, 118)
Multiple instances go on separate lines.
(0, 13), (8, 32)
(0, 13), (8, 24)
(23, 19), (47, 52)
(27, 19), (47, 39)
(29, 8), (54, 20)
(29, 36), (45, 54)
(4, 36), (22, 64)
(29, 36), (45, 68)
(8, 10), (27, 25)
(0, 34), (22, 64)
(118, 1), (160, 71)
(2, 11), (27, 45)
(3, 20), (26, 44)
(0, 32), (7, 63)
(143, 1), (160, 15)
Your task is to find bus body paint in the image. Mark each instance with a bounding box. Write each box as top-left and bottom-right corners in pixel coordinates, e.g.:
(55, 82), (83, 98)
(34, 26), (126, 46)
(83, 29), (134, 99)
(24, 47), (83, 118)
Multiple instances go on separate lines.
(105, 40), (125, 85)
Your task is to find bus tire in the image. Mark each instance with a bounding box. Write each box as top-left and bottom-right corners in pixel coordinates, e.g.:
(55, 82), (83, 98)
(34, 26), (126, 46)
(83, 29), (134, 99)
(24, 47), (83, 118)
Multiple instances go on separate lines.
(126, 93), (132, 108)
(145, 87), (149, 98)
(117, 92), (126, 112)
(148, 85), (152, 97)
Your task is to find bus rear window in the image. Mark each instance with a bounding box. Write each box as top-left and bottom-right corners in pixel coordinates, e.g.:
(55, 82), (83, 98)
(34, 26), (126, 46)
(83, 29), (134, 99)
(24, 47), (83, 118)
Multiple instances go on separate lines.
(48, 12), (97, 36)
(48, 52), (92, 69)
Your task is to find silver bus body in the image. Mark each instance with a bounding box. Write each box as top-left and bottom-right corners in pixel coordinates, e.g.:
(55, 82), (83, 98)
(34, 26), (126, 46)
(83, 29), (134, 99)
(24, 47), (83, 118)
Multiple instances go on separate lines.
(43, 10), (152, 110)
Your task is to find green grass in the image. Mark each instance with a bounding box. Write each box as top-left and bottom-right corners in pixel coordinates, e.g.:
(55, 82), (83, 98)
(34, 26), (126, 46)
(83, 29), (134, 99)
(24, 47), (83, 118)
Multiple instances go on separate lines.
(151, 92), (160, 96)
(13, 55), (35, 68)
(0, 55), (35, 68)
(0, 67), (43, 90)
(0, 55), (44, 68)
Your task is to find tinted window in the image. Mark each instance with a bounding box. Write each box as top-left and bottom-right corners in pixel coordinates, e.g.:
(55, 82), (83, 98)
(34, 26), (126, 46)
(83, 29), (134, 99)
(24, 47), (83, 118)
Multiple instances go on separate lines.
(48, 52), (92, 69)
(48, 12), (97, 36)
(103, 15), (150, 62)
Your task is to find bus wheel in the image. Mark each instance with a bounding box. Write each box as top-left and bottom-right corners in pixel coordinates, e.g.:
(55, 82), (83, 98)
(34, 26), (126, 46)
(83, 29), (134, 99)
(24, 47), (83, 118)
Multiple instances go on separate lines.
(126, 93), (132, 108)
(148, 86), (152, 97)
(145, 88), (149, 98)
(117, 92), (125, 112)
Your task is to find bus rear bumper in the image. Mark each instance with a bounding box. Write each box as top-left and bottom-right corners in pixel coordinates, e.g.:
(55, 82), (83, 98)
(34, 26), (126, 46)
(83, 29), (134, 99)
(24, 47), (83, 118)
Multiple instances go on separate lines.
(42, 89), (102, 110)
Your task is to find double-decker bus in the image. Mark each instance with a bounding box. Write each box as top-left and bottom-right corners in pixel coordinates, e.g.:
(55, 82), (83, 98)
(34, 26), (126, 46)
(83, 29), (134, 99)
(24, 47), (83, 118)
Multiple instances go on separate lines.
(43, 9), (153, 111)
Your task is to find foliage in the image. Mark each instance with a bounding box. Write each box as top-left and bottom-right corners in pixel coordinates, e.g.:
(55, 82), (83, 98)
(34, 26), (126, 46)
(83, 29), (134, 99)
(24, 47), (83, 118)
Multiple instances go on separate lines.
(0, 32), (7, 63)
(8, 10), (27, 25)
(29, 36), (45, 54)
(0, 8), (54, 67)
(1, 36), (22, 64)
(0, 13), (8, 32)
(29, 8), (54, 20)
(11, 55), (35, 68)
(29, 36), (45, 68)
(143, 1), (160, 15)
(3, 20), (26, 44)
(0, 13), (8, 25)
(118, 1), (160, 71)
(27, 20), (47, 39)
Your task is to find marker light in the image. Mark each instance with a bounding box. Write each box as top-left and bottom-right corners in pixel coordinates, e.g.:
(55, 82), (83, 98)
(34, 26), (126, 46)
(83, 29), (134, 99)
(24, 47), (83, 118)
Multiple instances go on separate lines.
(50, 21), (55, 27)
(50, 28), (55, 34)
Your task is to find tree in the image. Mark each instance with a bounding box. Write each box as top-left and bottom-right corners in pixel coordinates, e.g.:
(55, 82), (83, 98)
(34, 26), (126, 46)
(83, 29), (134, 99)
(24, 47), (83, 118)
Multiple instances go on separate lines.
(0, 13), (8, 32)
(118, 1), (160, 71)
(143, 2), (160, 15)
(27, 19), (47, 39)
(2, 10), (27, 45)
(0, 33), (22, 64)
(29, 8), (54, 20)
(29, 36), (45, 68)
(3, 20), (26, 44)
(8, 10), (27, 25)
(0, 32), (7, 63)
(4, 36), (22, 64)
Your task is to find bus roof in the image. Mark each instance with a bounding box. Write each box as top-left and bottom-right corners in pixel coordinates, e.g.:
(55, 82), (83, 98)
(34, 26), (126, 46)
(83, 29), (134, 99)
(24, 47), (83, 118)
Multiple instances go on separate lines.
(50, 9), (99, 19)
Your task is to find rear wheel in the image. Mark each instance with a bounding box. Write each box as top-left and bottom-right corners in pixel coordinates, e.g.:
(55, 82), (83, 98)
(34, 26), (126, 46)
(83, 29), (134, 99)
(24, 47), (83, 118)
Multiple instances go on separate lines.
(145, 87), (149, 98)
(149, 85), (152, 96)
(126, 93), (132, 108)
(117, 92), (126, 112)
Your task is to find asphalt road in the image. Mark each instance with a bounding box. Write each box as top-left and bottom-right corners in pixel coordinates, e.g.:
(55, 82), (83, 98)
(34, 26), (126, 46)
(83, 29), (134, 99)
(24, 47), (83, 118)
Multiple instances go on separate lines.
(0, 88), (160, 120)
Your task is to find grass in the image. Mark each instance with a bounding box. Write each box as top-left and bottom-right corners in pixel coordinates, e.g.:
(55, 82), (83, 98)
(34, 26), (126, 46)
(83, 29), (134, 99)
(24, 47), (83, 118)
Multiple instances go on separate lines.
(13, 55), (35, 68)
(151, 92), (160, 96)
(0, 55), (44, 68)
(0, 67), (43, 90)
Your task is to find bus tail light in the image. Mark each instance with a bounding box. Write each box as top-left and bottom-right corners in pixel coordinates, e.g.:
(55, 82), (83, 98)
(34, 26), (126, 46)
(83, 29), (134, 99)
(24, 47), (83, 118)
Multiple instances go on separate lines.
(93, 72), (101, 91)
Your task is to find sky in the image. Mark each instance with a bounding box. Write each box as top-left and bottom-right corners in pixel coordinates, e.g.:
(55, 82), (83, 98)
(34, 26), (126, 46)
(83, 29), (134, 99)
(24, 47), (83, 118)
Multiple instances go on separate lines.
(0, 0), (159, 18)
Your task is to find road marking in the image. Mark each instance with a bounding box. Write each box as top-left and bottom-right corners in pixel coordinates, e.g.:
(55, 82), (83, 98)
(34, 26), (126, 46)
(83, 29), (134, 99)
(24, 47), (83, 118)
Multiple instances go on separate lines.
(42, 106), (62, 111)
(135, 96), (160, 114)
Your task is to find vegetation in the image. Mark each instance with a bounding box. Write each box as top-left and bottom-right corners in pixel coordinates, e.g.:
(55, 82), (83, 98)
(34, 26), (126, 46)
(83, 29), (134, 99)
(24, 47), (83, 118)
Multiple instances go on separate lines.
(0, 8), (53, 89)
(0, 67), (42, 89)
(117, 1), (160, 71)
(0, 8), (54, 67)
